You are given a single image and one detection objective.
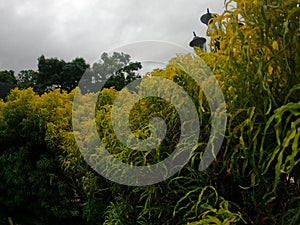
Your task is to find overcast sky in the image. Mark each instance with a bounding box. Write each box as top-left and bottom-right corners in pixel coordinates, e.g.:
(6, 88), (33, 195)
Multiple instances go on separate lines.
(0, 0), (225, 73)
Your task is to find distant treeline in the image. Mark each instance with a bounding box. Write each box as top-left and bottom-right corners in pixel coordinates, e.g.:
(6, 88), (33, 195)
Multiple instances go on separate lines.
(0, 52), (142, 97)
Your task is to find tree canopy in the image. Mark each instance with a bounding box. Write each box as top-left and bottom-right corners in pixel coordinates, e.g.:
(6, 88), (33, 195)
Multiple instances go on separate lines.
(0, 52), (142, 97)
(36, 55), (89, 94)
(85, 52), (142, 92)
(0, 70), (17, 85)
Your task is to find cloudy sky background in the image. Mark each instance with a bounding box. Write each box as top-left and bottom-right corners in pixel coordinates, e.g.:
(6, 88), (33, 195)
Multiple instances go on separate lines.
(0, 0), (225, 73)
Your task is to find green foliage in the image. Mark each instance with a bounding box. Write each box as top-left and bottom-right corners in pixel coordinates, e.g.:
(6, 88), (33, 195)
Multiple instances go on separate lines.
(0, 0), (299, 224)
(91, 52), (142, 91)
(0, 88), (111, 224)
(0, 70), (17, 85)
(0, 70), (17, 99)
(12, 52), (141, 95)
(92, 0), (299, 224)
(36, 55), (89, 93)
(16, 70), (38, 89)
(0, 89), (80, 223)
(195, 0), (300, 223)
(187, 200), (245, 225)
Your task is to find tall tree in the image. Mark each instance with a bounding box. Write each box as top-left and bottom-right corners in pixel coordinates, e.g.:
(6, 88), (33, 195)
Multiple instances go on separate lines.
(36, 55), (89, 94)
(36, 55), (65, 93)
(0, 70), (17, 99)
(91, 52), (142, 91)
(60, 58), (90, 92)
(0, 70), (17, 85)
